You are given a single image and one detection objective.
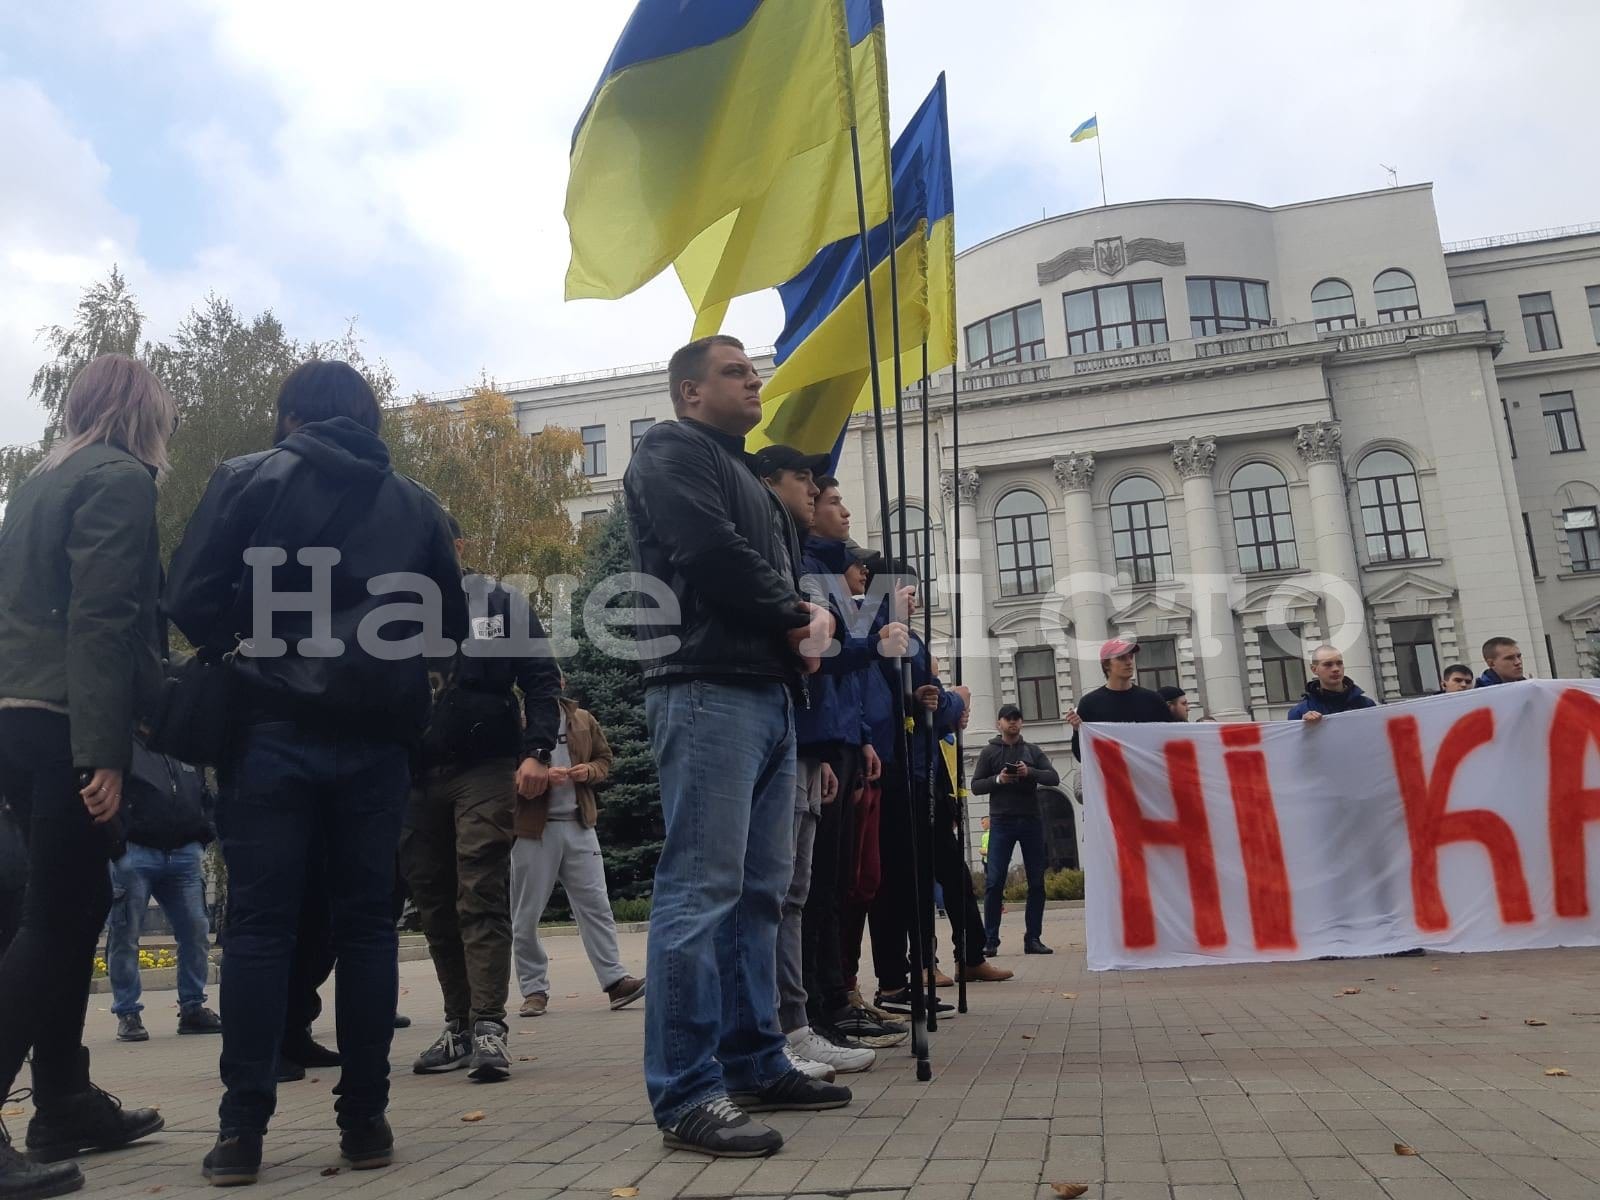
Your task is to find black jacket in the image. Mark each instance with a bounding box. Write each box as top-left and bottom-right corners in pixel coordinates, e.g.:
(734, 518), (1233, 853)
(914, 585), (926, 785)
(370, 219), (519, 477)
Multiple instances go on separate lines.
(125, 740), (214, 852)
(0, 444), (164, 769)
(420, 573), (560, 768)
(165, 417), (469, 745)
(623, 418), (809, 688)
(1287, 679), (1377, 720)
(971, 737), (1061, 819)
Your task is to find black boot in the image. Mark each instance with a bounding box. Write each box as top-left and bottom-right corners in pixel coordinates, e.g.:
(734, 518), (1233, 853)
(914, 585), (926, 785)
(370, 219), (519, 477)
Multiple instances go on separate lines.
(201, 1134), (262, 1187)
(1, 1095), (82, 1200)
(24, 1087), (164, 1165)
(338, 1117), (393, 1170)
(279, 1028), (340, 1069)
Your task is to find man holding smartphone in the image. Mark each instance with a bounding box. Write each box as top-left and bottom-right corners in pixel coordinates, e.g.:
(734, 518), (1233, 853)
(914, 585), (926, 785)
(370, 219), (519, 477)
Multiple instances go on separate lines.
(971, 704), (1060, 957)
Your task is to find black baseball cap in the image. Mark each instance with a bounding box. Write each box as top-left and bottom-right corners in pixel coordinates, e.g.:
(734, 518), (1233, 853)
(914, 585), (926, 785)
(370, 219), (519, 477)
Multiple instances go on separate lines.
(750, 444), (830, 479)
(859, 550), (919, 582)
(997, 703), (1023, 720)
(1157, 686), (1186, 703)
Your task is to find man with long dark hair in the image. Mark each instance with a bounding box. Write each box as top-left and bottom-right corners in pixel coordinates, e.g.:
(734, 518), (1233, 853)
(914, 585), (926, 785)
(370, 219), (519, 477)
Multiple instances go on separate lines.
(168, 361), (467, 1186)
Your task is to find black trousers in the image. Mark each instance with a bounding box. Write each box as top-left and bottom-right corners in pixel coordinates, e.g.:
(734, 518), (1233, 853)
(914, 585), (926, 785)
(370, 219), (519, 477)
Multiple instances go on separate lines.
(869, 763), (986, 992)
(802, 744), (859, 1023)
(0, 710), (111, 1102)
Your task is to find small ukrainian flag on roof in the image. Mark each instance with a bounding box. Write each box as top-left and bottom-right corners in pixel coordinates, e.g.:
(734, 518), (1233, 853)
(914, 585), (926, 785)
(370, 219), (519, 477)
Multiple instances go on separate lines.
(1070, 114), (1098, 143)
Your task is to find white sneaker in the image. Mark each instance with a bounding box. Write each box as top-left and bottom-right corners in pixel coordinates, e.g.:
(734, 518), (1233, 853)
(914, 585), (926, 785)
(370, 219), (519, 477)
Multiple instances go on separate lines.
(787, 1026), (874, 1074)
(783, 1044), (837, 1083)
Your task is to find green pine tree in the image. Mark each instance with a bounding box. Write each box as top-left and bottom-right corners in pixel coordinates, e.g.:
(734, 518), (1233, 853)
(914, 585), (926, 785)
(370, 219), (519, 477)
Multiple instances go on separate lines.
(563, 503), (662, 900)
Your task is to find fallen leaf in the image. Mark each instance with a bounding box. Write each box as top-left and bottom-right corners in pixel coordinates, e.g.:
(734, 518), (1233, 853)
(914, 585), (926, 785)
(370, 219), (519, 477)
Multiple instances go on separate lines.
(517, 1056), (533, 1063)
(611, 1190), (641, 1199)
(1430, 965), (1440, 972)
(1387, 986), (1399, 992)
(1479, 1015), (1489, 1020)
(461, 1110), (486, 1122)
(1394, 1143), (1417, 1156)
(320, 1168), (340, 1177)
(1525, 1018), (1548, 1027)
(1021, 1033), (1035, 1040)
(1051, 1185), (1089, 1199)
(1545, 1067), (1571, 1077)
(1060, 992), (1078, 1000)
(1339, 987), (1362, 996)
(148, 1188), (166, 1195)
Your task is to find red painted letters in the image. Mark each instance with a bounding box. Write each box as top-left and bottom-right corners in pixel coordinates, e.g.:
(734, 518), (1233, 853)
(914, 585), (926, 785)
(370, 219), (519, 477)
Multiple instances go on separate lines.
(1549, 688), (1600, 918)
(1095, 738), (1226, 950)
(1220, 725), (1297, 951)
(1388, 710), (1533, 931)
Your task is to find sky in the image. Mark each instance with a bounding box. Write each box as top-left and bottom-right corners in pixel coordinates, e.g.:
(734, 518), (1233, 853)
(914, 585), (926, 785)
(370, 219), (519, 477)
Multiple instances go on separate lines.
(3, 0), (1599, 446)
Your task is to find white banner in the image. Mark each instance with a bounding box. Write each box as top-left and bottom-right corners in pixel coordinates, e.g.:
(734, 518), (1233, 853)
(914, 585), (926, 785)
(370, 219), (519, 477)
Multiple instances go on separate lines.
(1082, 680), (1600, 970)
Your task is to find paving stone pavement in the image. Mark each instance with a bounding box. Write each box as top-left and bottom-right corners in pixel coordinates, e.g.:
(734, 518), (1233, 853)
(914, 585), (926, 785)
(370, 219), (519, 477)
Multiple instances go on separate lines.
(24, 908), (1600, 1199)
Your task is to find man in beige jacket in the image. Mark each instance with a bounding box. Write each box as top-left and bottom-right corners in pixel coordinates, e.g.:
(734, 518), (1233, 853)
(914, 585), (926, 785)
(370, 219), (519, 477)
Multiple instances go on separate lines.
(509, 693), (645, 1016)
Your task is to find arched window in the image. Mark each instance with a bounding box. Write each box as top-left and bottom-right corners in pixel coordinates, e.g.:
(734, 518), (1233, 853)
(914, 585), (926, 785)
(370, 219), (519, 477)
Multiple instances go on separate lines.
(993, 490), (1054, 597)
(892, 504), (940, 606)
(1110, 476), (1173, 585)
(1356, 450), (1429, 562)
(1374, 269), (1420, 324)
(1311, 278), (1358, 332)
(1229, 463), (1298, 573)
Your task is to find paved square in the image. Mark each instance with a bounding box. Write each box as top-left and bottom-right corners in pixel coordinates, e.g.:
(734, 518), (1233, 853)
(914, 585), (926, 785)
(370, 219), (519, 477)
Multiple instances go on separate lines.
(27, 908), (1600, 1199)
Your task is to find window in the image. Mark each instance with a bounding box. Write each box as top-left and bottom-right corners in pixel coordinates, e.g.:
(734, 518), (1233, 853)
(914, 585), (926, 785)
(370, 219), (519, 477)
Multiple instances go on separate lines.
(581, 425), (607, 476)
(1390, 618), (1440, 699)
(895, 505), (940, 606)
(1312, 279), (1358, 332)
(965, 302), (1046, 369)
(1187, 277), (1270, 337)
(1543, 392), (1584, 452)
(993, 490), (1054, 597)
(1110, 476), (1173, 585)
(1229, 463), (1298, 573)
(1523, 512), (1541, 576)
(1455, 299), (1489, 328)
(1260, 631), (1303, 705)
(1567, 507), (1600, 573)
(1136, 639), (1179, 692)
(630, 418), (654, 451)
(1014, 647), (1059, 722)
(580, 510), (607, 529)
(1355, 449), (1429, 563)
(1064, 280), (1167, 354)
(1521, 292), (1562, 352)
(1374, 269), (1421, 323)
(1588, 285), (1600, 344)
(1502, 398), (1516, 459)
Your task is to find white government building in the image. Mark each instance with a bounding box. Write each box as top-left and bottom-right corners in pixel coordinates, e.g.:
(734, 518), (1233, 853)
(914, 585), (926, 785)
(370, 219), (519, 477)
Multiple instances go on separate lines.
(485, 184), (1600, 835)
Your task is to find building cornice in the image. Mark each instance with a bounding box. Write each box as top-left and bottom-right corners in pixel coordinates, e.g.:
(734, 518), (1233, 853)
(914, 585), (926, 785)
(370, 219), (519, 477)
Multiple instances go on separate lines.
(1493, 349), (1600, 380)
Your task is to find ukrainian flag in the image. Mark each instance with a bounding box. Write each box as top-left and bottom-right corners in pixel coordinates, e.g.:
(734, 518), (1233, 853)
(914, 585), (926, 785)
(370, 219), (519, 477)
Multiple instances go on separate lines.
(1070, 114), (1098, 143)
(672, 0), (891, 338)
(749, 75), (956, 456)
(565, 0), (855, 302)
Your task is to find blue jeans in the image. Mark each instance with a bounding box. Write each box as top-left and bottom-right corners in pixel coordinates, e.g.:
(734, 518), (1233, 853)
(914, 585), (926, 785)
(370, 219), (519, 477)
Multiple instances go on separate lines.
(983, 813), (1047, 947)
(643, 680), (795, 1128)
(108, 842), (212, 1016)
(215, 722), (409, 1137)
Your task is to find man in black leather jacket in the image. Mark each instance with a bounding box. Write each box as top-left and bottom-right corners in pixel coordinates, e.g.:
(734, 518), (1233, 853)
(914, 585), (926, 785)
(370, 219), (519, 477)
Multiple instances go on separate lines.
(400, 514), (560, 1085)
(167, 360), (468, 1185)
(625, 335), (844, 1158)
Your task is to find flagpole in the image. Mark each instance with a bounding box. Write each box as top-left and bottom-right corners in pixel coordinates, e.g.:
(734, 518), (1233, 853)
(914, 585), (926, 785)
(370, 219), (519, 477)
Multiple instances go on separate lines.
(1095, 113), (1107, 206)
(849, 122), (931, 1081)
(942, 346), (972, 1016)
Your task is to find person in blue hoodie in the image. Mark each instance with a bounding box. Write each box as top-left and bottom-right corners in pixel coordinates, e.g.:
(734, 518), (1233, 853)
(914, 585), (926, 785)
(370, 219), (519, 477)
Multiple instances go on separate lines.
(1287, 645), (1377, 722)
(1475, 637), (1526, 688)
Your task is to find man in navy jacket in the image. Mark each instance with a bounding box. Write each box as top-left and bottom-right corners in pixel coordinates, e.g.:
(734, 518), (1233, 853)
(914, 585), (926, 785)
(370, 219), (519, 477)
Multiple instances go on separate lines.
(1288, 645), (1377, 722)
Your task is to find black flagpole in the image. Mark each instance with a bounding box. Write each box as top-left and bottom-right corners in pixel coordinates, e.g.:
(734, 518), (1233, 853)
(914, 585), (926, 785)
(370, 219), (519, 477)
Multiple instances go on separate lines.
(947, 355), (972, 1014)
(918, 341), (945, 1029)
(849, 126), (930, 1079)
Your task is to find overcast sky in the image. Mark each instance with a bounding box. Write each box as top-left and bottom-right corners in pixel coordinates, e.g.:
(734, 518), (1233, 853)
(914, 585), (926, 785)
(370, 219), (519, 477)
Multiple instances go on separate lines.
(3, 0), (1599, 445)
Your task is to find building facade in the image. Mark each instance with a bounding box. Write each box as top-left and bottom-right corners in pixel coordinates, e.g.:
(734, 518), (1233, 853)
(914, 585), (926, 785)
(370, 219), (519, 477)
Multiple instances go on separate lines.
(500, 184), (1599, 830)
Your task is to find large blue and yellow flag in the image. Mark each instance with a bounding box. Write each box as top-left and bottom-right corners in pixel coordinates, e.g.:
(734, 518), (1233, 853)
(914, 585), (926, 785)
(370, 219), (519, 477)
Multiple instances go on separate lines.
(565, 0), (855, 302)
(672, 0), (891, 338)
(749, 74), (956, 455)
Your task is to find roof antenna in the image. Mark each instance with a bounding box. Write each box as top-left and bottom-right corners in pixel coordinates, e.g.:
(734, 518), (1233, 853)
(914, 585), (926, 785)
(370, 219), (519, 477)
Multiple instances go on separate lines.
(1380, 163), (1398, 188)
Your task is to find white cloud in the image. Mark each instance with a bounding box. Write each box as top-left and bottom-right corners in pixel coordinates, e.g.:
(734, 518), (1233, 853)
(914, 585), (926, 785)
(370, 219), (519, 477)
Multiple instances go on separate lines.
(3, 0), (1599, 448)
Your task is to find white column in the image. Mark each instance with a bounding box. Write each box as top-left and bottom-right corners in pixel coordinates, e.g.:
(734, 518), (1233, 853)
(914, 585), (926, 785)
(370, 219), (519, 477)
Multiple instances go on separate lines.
(1295, 421), (1378, 690)
(1171, 436), (1248, 720)
(1052, 452), (1108, 705)
(942, 468), (995, 730)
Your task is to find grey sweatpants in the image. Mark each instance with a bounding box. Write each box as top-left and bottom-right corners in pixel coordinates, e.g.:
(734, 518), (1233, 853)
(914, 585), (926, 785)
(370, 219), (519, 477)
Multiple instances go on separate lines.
(777, 757), (822, 1033)
(509, 821), (626, 998)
